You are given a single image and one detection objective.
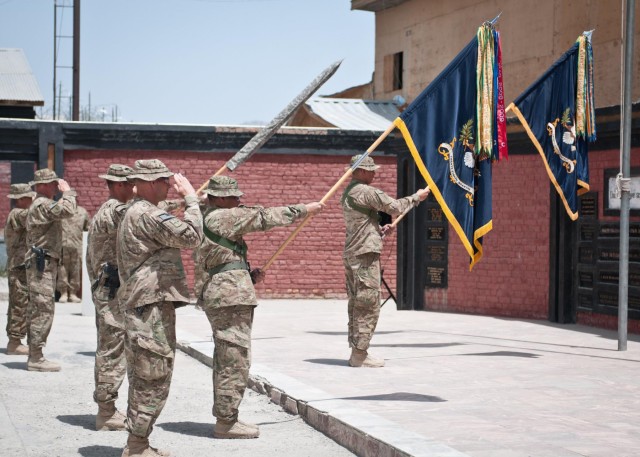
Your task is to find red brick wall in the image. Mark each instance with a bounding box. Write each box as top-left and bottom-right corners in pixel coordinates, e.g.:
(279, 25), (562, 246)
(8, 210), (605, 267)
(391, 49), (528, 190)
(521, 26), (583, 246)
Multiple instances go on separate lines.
(0, 162), (11, 232)
(63, 150), (399, 299)
(426, 146), (640, 329)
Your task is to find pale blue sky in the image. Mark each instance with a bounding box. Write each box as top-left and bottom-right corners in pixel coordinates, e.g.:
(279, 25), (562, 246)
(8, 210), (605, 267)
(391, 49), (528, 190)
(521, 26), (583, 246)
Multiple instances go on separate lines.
(0, 0), (374, 124)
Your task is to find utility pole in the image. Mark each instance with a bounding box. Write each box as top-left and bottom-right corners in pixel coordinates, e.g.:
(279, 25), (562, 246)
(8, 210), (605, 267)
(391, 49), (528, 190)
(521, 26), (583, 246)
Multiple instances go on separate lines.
(72, 0), (80, 121)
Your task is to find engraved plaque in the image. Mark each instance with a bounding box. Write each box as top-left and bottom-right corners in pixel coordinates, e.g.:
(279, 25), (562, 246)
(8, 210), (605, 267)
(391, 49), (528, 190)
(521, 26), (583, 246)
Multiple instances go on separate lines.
(427, 207), (444, 223)
(580, 194), (597, 218)
(579, 271), (594, 288)
(426, 266), (447, 287)
(598, 269), (640, 287)
(579, 246), (594, 263)
(426, 244), (446, 263)
(427, 226), (445, 241)
(598, 246), (640, 262)
(578, 290), (593, 308)
(599, 224), (619, 238)
(597, 289), (618, 307)
(580, 224), (597, 241)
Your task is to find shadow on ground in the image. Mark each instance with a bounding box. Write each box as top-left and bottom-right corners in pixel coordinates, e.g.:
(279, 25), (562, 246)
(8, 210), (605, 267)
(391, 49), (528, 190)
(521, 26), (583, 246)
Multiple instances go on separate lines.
(57, 414), (95, 430)
(78, 445), (122, 457)
(304, 358), (349, 366)
(157, 421), (211, 438)
(2, 362), (26, 370)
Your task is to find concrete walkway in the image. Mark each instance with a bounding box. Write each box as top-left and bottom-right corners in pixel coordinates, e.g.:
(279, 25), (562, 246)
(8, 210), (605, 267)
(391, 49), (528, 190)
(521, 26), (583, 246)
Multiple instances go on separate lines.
(175, 300), (640, 457)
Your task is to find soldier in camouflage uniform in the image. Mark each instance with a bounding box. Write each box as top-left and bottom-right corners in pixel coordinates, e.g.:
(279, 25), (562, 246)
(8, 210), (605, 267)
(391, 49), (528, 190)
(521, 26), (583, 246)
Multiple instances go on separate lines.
(341, 155), (429, 367)
(57, 202), (90, 303)
(117, 160), (202, 457)
(4, 184), (35, 355)
(197, 176), (323, 439)
(86, 165), (135, 432)
(25, 169), (77, 372)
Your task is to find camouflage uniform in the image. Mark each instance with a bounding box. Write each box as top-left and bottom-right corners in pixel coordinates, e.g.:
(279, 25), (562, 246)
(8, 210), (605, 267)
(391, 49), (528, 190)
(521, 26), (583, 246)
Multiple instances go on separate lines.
(197, 176), (307, 425)
(5, 184), (35, 347)
(341, 156), (421, 352)
(57, 205), (90, 300)
(116, 160), (202, 439)
(86, 165), (133, 416)
(26, 170), (77, 358)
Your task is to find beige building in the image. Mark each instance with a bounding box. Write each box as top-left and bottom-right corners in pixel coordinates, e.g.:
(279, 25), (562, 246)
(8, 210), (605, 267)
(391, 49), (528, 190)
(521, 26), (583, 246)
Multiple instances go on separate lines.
(352, 0), (640, 109)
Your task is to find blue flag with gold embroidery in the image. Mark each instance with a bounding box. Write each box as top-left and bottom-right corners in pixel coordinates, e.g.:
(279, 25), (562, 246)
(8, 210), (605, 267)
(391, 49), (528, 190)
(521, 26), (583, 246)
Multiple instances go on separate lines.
(510, 33), (596, 220)
(394, 24), (505, 270)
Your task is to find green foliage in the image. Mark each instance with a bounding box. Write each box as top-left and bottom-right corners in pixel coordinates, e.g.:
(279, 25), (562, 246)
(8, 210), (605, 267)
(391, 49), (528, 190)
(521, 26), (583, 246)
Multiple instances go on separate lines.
(459, 119), (474, 145)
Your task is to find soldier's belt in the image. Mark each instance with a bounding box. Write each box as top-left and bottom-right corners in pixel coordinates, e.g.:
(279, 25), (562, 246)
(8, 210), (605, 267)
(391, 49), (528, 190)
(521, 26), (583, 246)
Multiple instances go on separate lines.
(207, 261), (249, 276)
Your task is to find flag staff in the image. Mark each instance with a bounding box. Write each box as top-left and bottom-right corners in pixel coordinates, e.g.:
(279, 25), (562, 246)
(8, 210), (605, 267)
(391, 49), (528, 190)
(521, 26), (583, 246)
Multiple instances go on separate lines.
(262, 123), (397, 271)
(618, 0), (635, 351)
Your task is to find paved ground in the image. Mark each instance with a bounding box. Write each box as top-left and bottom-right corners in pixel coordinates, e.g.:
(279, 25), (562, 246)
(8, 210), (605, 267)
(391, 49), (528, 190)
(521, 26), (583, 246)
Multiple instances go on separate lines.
(0, 295), (354, 457)
(176, 299), (640, 457)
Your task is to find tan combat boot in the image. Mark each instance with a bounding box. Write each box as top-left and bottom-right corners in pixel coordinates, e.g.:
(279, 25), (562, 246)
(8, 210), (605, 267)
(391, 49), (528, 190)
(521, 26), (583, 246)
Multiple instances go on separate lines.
(213, 419), (260, 439)
(7, 338), (29, 355)
(58, 291), (68, 303)
(96, 401), (127, 431)
(69, 293), (82, 303)
(349, 348), (385, 368)
(121, 434), (171, 457)
(27, 347), (61, 372)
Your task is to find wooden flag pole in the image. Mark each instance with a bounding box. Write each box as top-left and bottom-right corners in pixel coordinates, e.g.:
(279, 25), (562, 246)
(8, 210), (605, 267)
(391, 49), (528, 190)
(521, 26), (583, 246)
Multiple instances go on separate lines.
(381, 186), (429, 239)
(262, 123), (397, 271)
(197, 164), (228, 194)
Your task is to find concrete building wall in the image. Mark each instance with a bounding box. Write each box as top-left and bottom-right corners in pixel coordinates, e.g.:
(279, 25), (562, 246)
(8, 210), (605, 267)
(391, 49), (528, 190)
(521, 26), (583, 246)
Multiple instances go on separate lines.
(372, 0), (640, 108)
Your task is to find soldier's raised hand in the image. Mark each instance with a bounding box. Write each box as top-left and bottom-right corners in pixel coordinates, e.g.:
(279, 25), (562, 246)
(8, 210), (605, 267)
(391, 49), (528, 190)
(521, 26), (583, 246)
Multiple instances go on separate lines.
(305, 202), (325, 216)
(416, 187), (430, 201)
(173, 173), (196, 198)
(58, 179), (71, 192)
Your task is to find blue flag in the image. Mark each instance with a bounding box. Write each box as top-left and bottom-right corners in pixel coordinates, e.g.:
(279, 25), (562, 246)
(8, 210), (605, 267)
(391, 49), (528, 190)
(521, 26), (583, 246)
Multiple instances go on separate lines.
(394, 25), (504, 269)
(510, 33), (596, 220)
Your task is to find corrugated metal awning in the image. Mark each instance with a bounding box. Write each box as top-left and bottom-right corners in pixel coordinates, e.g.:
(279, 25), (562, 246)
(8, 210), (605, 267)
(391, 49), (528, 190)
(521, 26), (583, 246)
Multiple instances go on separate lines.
(305, 98), (399, 131)
(0, 49), (44, 106)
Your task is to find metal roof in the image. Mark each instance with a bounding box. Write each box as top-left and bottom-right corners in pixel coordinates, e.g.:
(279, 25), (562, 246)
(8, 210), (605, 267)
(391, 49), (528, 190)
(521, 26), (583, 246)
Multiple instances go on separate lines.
(0, 49), (44, 106)
(305, 98), (399, 131)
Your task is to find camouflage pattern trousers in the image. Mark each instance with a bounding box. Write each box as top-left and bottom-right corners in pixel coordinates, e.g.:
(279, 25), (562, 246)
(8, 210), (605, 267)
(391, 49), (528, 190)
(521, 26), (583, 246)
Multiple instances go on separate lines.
(57, 245), (82, 295)
(6, 267), (28, 340)
(93, 285), (126, 405)
(26, 258), (59, 351)
(343, 252), (381, 351)
(124, 301), (176, 438)
(203, 305), (254, 422)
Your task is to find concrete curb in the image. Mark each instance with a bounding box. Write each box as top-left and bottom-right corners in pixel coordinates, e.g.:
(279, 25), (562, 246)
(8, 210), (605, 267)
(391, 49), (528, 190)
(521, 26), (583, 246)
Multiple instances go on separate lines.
(176, 339), (468, 457)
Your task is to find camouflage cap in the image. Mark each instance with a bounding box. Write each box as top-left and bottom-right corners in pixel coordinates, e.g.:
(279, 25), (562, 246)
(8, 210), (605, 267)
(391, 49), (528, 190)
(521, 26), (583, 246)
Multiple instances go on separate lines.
(348, 154), (380, 171)
(127, 159), (174, 182)
(7, 183), (36, 199)
(98, 164), (134, 182)
(29, 168), (60, 186)
(202, 176), (244, 197)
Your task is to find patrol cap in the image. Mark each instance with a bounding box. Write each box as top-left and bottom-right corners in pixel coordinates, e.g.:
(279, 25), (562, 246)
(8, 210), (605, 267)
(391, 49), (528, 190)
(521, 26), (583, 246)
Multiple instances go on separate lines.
(99, 164), (134, 182)
(7, 183), (36, 199)
(348, 154), (380, 171)
(202, 176), (244, 197)
(127, 159), (174, 182)
(29, 169), (60, 186)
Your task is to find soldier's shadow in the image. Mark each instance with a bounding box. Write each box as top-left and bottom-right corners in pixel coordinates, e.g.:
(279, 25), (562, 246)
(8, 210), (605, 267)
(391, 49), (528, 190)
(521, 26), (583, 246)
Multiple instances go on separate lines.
(78, 445), (122, 457)
(57, 414), (95, 430)
(157, 421), (211, 438)
(1, 362), (27, 370)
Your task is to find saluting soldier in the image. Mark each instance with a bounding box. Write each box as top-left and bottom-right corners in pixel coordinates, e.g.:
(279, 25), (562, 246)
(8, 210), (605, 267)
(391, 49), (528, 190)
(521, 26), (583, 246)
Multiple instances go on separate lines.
(116, 160), (202, 457)
(86, 164), (135, 432)
(57, 202), (90, 303)
(25, 169), (77, 372)
(197, 176), (323, 439)
(341, 155), (429, 367)
(4, 184), (35, 355)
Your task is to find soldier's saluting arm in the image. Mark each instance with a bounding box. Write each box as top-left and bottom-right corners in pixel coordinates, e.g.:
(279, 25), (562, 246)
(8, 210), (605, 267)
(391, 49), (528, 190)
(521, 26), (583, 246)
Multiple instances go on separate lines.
(139, 193), (202, 249)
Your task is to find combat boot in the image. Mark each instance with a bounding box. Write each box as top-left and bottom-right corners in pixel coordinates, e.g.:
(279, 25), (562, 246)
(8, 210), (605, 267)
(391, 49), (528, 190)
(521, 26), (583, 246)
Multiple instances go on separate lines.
(349, 348), (384, 368)
(58, 292), (68, 303)
(213, 419), (260, 439)
(96, 401), (127, 431)
(69, 293), (82, 303)
(6, 338), (29, 355)
(27, 347), (61, 372)
(121, 434), (171, 457)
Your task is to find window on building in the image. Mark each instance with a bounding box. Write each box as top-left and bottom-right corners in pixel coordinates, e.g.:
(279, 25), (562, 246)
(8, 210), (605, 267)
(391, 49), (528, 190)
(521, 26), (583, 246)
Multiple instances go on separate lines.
(384, 51), (404, 92)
